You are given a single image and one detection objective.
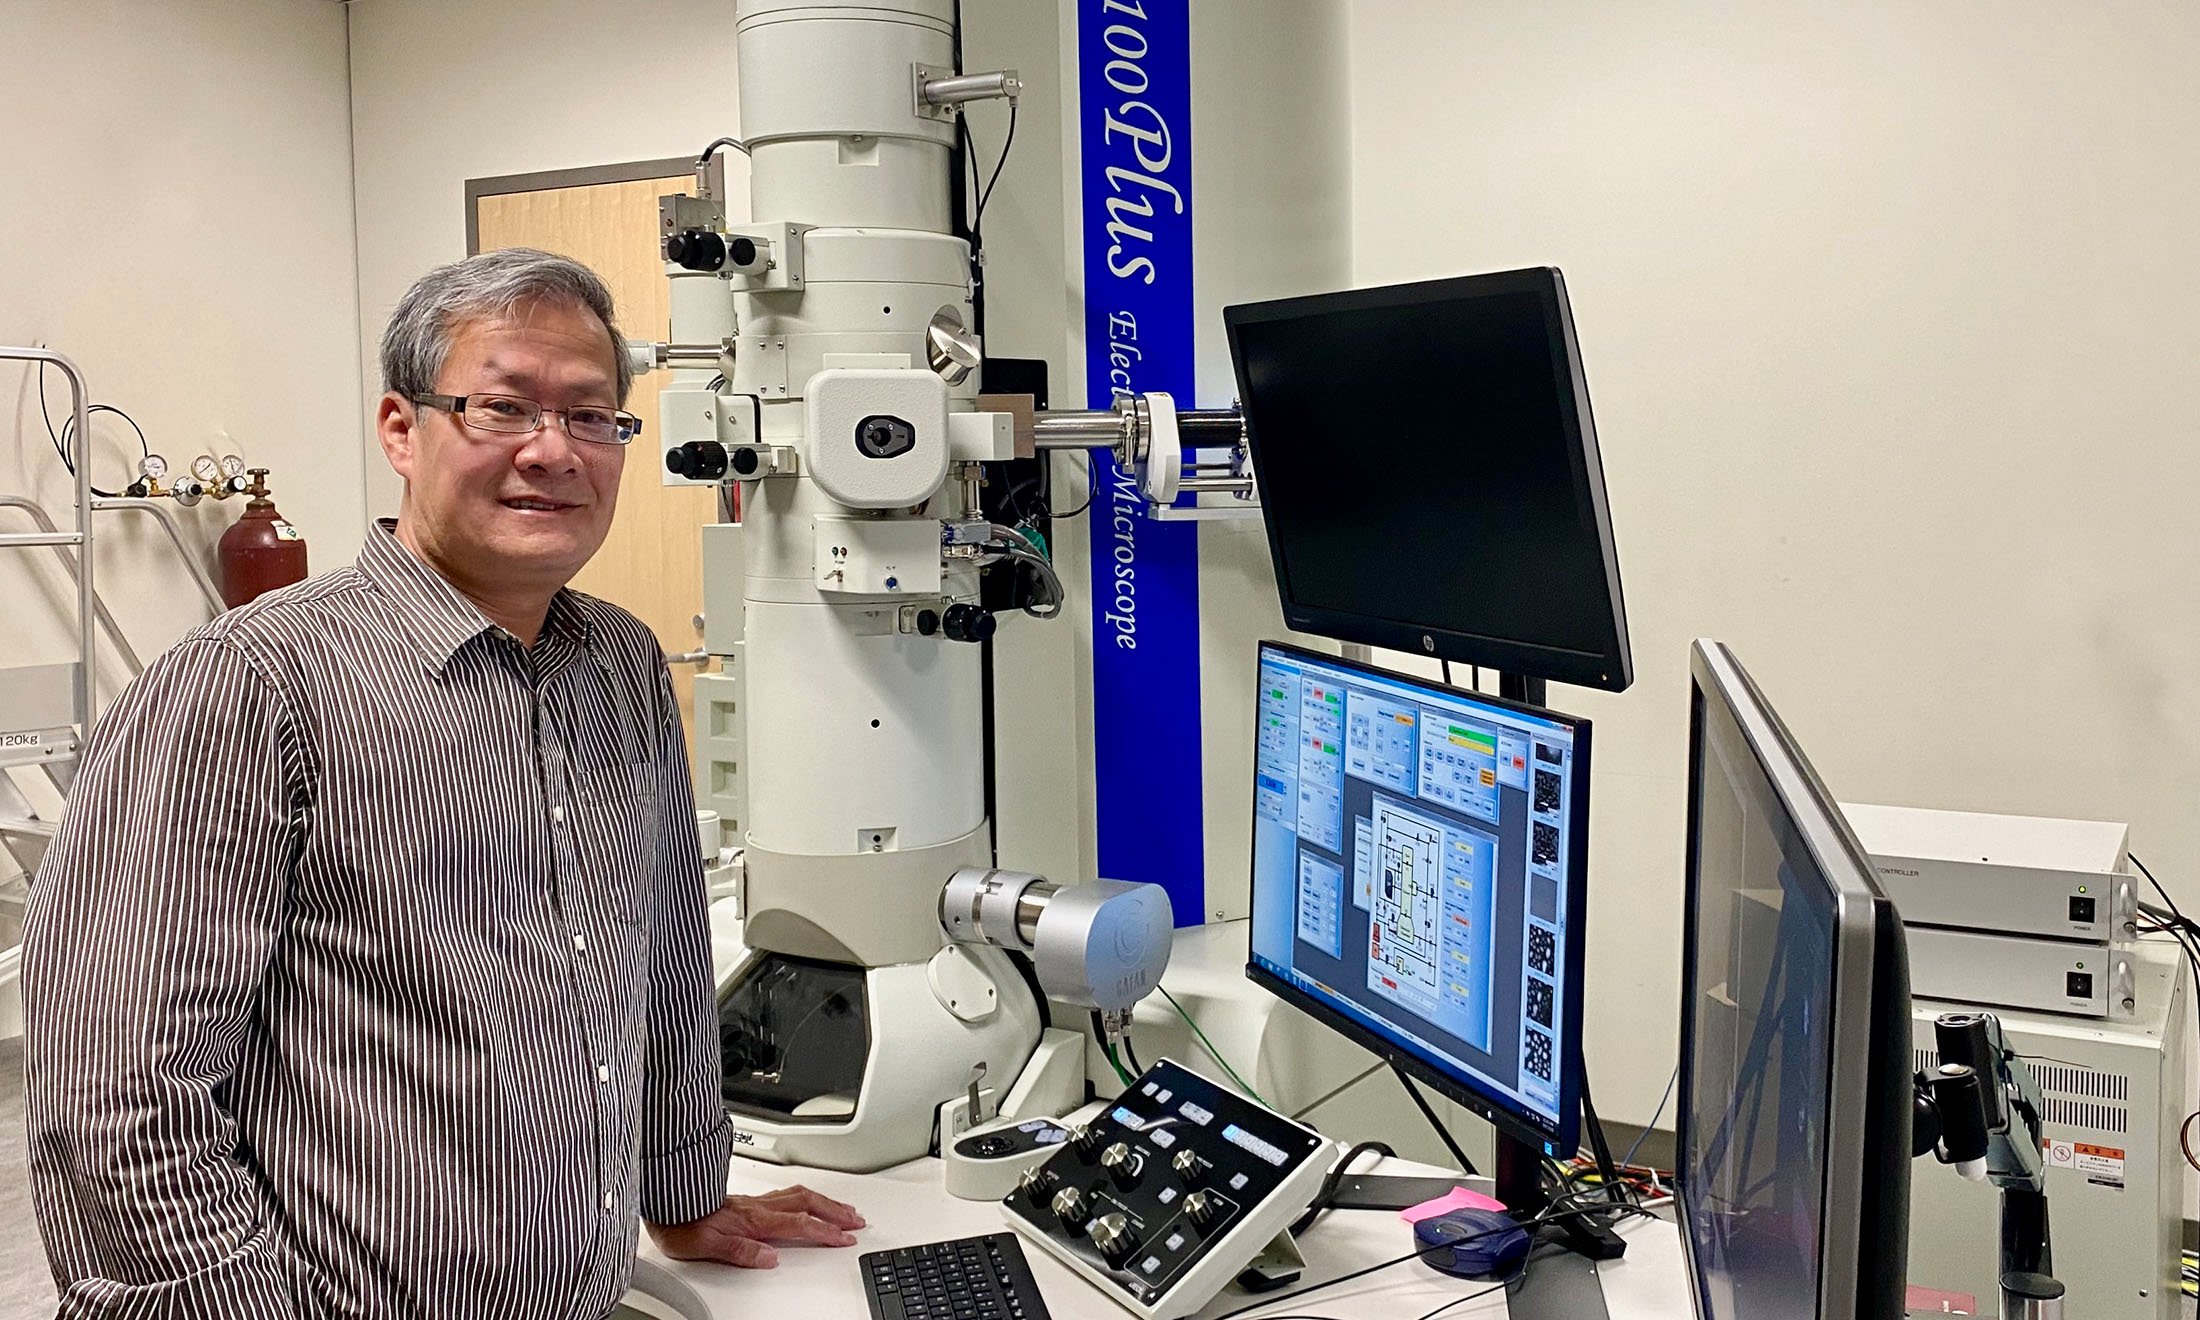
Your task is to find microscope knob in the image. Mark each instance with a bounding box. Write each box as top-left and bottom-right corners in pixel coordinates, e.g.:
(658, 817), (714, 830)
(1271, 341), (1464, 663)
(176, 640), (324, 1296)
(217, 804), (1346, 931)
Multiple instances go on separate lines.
(665, 441), (729, 481)
(1017, 1166), (1059, 1206)
(1070, 1124), (1105, 1158)
(1050, 1186), (1090, 1232)
(941, 603), (997, 644)
(1171, 1149), (1203, 1186)
(915, 609), (941, 637)
(1101, 1142), (1139, 1187)
(1089, 1212), (1137, 1265)
(1183, 1189), (1224, 1231)
(664, 229), (728, 272)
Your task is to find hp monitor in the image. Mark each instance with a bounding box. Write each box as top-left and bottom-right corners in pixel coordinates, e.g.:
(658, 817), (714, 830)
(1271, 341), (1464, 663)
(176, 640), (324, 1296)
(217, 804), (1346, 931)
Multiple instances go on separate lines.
(1680, 640), (1912, 1320)
(1225, 268), (1631, 693)
(1245, 641), (1591, 1170)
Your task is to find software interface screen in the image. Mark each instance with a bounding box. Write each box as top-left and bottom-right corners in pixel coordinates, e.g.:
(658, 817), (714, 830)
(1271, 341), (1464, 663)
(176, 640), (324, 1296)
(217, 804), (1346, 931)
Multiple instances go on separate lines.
(1248, 646), (1582, 1138)
(1680, 692), (1835, 1320)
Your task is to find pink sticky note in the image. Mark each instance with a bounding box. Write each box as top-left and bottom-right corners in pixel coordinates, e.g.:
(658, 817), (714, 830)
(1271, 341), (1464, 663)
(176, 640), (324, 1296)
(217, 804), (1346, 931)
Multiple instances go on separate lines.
(1399, 1186), (1509, 1224)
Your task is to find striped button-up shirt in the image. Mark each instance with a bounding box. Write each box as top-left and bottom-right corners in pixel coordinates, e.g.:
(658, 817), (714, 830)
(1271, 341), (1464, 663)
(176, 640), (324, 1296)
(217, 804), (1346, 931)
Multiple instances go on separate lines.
(22, 520), (732, 1318)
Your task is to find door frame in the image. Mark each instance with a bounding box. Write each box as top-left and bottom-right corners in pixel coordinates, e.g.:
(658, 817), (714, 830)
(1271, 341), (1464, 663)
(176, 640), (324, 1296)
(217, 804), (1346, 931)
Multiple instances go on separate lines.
(464, 155), (726, 256)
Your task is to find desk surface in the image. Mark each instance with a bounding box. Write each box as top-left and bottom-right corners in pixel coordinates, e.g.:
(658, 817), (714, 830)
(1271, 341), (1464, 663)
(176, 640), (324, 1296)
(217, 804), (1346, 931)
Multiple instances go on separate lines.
(636, 1152), (1694, 1320)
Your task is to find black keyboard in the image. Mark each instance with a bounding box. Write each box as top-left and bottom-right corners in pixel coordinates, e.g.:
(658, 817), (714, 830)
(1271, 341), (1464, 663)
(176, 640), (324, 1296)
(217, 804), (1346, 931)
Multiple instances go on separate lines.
(860, 1232), (1052, 1320)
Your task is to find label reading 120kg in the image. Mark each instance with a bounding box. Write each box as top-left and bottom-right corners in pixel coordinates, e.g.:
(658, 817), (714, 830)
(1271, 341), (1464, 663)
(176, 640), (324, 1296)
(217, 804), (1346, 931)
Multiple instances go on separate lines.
(2044, 1139), (2125, 1189)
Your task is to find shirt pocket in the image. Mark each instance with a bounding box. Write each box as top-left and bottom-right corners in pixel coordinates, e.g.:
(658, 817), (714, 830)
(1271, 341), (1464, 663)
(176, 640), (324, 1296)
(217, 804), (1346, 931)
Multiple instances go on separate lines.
(576, 762), (659, 930)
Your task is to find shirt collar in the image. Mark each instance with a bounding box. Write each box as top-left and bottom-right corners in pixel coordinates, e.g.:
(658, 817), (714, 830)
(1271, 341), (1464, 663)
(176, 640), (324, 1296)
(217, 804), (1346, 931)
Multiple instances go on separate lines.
(357, 520), (600, 676)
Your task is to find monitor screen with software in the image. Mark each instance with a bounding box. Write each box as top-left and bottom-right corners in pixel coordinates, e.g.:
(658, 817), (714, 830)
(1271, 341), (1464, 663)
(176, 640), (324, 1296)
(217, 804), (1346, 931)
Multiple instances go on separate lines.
(1224, 267), (1632, 693)
(1679, 640), (1912, 1320)
(1245, 641), (1591, 1157)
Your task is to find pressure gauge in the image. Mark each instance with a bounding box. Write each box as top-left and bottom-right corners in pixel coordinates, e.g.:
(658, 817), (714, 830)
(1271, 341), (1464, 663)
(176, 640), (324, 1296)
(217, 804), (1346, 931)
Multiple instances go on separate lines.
(139, 454), (169, 481)
(221, 454), (247, 480)
(191, 455), (222, 484)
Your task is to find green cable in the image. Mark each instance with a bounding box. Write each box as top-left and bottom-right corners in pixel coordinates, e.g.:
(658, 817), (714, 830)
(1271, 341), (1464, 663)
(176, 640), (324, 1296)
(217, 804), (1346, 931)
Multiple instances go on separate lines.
(1158, 985), (1269, 1107)
(1098, 1034), (1134, 1087)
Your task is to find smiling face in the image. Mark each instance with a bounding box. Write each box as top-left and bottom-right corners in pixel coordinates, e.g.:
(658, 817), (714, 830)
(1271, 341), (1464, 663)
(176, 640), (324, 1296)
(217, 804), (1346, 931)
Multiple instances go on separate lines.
(376, 297), (627, 628)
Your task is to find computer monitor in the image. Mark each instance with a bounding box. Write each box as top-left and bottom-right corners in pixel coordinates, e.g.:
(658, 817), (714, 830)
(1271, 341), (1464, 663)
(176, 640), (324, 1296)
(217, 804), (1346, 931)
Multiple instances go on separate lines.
(1679, 640), (1912, 1320)
(1224, 267), (1631, 694)
(1245, 641), (1591, 1169)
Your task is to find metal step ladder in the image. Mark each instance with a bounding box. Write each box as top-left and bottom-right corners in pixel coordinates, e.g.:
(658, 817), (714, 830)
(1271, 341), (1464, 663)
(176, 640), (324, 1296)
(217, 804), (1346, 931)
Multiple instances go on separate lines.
(1, 347), (95, 923)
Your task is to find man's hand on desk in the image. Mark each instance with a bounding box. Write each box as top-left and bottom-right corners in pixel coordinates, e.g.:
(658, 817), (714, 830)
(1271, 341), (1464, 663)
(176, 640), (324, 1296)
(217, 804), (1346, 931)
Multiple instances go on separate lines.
(647, 1185), (868, 1269)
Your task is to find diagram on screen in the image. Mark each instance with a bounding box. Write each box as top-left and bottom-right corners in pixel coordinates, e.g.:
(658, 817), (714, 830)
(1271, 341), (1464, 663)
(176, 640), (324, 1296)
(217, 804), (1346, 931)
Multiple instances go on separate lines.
(1368, 806), (1446, 1011)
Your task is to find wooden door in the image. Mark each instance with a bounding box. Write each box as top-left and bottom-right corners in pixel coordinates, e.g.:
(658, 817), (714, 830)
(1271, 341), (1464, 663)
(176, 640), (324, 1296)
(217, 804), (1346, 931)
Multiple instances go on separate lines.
(475, 176), (716, 751)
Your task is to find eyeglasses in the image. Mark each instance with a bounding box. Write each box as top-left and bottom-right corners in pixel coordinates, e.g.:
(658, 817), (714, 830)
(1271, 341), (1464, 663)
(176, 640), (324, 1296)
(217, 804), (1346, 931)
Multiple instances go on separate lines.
(411, 392), (643, 447)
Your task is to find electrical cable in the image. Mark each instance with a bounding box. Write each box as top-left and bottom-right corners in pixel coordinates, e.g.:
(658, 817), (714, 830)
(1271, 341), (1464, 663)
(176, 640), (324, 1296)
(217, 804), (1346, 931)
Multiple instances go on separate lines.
(975, 100), (1017, 230)
(2135, 853), (2200, 1173)
(1618, 1064), (1679, 1172)
(696, 134), (748, 162)
(1288, 1140), (1393, 1238)
(1203, 1201), (1653, 1320)
(1156, 985), (1268, 1105)
(1045, 452), (1095, 519)
(1577, 1069), (1626, 1207)
(1389, 1061), (1477, 1176)
(1289, 1061), (1385, 1120)
(1441, 660), (1453, 687)
(1089, 1009), (1133, 1087)
(1120, 1030), (1144, 1079)
(39, 362), (151, 499)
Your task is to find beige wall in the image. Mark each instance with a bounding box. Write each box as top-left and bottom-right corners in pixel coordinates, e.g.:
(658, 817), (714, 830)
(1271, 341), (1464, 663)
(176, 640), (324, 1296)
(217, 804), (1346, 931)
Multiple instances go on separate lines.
(1348, 0), (2200, 1135)
(0, 0), (364, 880)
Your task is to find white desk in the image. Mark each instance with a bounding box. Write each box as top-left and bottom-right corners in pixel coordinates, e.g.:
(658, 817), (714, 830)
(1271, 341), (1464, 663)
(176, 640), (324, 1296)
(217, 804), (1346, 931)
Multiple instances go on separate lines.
(634, 1152), (1694, 1320)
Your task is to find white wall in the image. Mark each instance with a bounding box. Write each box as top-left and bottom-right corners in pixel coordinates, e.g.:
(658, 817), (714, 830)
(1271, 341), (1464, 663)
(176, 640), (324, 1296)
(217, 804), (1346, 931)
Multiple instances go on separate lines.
(0, 0), (363, 875)
(1348, 0), (2200, 1134)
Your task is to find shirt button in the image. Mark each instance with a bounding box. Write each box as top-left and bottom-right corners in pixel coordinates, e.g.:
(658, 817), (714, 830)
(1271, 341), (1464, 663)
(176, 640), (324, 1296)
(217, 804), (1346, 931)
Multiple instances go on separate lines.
(597, 1063), (611, 1084)
(601, 1191), (614, 1212)
(552, 804), (566, 825)
(572, 931), (587, 953)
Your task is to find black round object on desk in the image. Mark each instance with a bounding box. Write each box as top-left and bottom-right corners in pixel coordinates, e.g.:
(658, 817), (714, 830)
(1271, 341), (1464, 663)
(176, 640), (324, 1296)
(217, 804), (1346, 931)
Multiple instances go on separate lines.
(1414, 1209), (1531, 1280)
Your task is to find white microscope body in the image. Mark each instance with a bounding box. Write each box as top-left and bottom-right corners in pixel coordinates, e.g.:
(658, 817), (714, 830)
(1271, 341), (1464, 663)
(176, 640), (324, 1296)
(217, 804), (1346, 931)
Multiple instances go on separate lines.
(642, 0), (1179, 1173)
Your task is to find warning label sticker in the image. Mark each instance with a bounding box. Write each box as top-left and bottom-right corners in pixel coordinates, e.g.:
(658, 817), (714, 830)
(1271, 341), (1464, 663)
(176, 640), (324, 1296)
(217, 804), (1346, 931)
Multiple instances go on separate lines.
(2044, 1139), (2125, 1190)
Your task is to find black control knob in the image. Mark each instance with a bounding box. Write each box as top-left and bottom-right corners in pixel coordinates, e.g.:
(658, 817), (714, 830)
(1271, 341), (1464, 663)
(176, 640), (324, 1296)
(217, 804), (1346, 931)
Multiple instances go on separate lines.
(1050, 1186), (1090, 1233)
(727, 236), (761, 269)
(1017, 1166), (1059, 1206)
(1171, 1149), (1204, 1187)
(664, 228), (727, 272)
(941, 603), (997, 644)
(727, 445), (764, 479)
(665, 441), (729, 480)
(1183, 1189), (1224, 1232)
(1089, 1212), (1137, 1266)
(1101, 1142), (1139, 1188)
(915, 609), (942, 637)
(1070, 1124), (1106, 1159)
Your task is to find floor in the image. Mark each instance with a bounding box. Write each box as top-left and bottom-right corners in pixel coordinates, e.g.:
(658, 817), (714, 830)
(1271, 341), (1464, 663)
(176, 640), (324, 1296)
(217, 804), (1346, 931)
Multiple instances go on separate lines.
(0, 1037), (56, 1316)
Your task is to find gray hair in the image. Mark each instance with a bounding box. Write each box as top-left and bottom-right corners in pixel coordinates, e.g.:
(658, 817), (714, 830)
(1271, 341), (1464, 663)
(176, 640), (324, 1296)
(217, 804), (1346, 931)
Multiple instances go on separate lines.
(379, 247), (632, 406)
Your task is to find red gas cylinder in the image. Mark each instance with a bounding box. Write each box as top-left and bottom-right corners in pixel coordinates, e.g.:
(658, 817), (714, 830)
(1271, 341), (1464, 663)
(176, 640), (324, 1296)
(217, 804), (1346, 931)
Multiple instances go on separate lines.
(216, 468), (309, 608)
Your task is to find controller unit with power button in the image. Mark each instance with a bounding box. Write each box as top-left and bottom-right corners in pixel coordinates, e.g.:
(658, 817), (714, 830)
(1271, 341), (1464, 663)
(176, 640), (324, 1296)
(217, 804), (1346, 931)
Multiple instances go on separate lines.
(1000, 1059), (1338, 1320)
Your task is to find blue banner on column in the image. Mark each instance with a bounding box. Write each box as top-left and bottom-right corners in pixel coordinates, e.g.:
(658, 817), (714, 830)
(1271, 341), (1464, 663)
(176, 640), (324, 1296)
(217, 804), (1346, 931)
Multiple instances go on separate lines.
(1078, 0), (1204, 924)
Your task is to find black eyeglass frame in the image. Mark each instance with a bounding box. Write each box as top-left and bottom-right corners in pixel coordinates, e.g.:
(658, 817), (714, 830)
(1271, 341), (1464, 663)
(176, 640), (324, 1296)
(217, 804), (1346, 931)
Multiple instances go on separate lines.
(409, 392), (644, 446)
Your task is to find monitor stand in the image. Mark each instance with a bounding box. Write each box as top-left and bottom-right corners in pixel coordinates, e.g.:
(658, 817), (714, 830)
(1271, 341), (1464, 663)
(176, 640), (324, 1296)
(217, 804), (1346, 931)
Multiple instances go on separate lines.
(1492, 1135), (1618, 1320)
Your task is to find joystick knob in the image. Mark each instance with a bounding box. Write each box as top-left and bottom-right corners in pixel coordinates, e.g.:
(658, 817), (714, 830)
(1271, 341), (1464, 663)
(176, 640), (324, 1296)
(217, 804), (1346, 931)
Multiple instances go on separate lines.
(1101, 1142), (1139, 1187)
(1183, 1189), (1224, 1232)
(1090, 1212), (1137, 1266)
(1071, 1124), (1106, 1158)
(1171, 1149), (1204, 1186)
(1017, 1166), (1058, 1206)
(1051, 1186), (1090, 1233)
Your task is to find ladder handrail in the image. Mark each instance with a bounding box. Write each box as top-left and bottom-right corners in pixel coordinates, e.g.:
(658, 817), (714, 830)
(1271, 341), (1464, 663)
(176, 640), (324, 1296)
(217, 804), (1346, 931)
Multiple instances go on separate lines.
(1, 347), (93, 721)
(0, 496), (149, 677)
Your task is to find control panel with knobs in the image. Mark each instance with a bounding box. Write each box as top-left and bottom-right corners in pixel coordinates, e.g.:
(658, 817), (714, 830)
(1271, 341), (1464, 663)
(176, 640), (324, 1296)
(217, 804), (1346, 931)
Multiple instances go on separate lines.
(999, 1058), (1339, 1320)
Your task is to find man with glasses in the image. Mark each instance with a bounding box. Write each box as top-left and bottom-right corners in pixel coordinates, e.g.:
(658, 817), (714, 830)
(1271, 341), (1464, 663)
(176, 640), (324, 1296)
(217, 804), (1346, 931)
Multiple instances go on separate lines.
(22, 247), (862, 1317)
